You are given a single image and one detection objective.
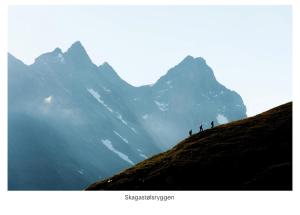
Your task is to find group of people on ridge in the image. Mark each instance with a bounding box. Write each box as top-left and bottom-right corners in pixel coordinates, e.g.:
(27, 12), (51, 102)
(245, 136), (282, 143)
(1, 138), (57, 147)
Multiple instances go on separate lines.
(189, 121), (214, 136)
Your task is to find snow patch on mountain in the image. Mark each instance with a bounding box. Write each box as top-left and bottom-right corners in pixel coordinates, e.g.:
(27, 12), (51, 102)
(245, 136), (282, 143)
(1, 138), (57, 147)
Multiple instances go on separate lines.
(102, 86), (111, 93)
(114, 112), (137, 133)
(44, 96), (52, 104)
(101, 139), (134, 165)
(154, 100), (169, 111)
(130, 127), (137, 134)
(217, 114), (229, 124)
(115, 112), (128, 125)
(142, 114), (149, 120)
(87, 88), (137, 133)
(166, 80), (173, 88)
(57, 53), (65, 63)
(139, 153), (148, 159)
(87, 88), (137, 134)
(113, 130), (129, 144)
(77, 169), (84, 175)
(158, 89), (169, 94)
(136, 149), (147, 158)
(87, 88), (113, 113)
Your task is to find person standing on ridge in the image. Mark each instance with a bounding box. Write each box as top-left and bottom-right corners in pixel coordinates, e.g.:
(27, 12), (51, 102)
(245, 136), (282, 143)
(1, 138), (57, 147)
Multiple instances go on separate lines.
(189, 130), (192, 136)
(199, 124), (204, 132)
(211, 121), (214, 128)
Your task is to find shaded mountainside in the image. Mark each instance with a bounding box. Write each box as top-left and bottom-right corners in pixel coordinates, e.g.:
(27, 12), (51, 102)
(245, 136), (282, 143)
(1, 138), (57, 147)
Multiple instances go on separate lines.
(87, 102), (292, 190)
(8, 41), (246, 190)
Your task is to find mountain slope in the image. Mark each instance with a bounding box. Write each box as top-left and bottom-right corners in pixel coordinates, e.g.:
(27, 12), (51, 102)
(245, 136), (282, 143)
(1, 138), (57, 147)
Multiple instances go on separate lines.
(8, 41), (246, 190)
(141, 55), (246, 148)
(8, 43), (160, 190)
(87, 102), (292, 190)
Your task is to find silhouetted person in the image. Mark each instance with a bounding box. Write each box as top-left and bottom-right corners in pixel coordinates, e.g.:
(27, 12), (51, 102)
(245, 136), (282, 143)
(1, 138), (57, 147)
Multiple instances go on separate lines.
(199, 124), (203, 132)
(189, 129), (192, 136)
(211, 121), (214, 128)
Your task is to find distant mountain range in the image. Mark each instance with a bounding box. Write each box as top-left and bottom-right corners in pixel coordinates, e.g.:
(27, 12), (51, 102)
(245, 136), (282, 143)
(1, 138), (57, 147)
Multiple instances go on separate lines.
(8, 41), (246, 190)
(87, 102), (292, 190)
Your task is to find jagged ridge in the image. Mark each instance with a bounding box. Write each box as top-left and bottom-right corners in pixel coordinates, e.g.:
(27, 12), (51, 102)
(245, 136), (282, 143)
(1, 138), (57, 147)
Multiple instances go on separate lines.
(8, 41), (247, 190)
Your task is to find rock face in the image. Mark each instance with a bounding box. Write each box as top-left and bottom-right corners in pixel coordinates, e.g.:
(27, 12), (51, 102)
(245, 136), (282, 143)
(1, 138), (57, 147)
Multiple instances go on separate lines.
(138, 55), (246, 148)
(8, 41), (246, 190)
(87, 102), (292, 191)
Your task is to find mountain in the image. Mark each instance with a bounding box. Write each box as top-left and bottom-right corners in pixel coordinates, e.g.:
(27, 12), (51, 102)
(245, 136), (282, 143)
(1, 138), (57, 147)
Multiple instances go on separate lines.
(138, 55), (246, 148)
(87, 102), (292, 190)
(8, 41), (246, 190)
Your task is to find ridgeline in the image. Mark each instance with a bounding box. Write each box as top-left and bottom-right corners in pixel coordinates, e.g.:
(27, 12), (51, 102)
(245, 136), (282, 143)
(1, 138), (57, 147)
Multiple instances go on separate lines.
(87, 102), (292, 190)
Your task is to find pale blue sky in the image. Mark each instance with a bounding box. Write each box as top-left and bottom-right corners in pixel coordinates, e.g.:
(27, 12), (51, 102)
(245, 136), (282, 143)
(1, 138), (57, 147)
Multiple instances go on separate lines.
(8, 6), (292, 116)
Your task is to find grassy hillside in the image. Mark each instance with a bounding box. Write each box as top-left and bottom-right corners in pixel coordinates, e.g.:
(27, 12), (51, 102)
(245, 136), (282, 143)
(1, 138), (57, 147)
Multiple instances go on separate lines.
(86, 102), (292, 190)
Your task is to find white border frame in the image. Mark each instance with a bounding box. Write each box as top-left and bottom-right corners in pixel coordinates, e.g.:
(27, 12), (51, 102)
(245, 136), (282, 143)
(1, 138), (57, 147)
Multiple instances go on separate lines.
(1, 1), (299, 215)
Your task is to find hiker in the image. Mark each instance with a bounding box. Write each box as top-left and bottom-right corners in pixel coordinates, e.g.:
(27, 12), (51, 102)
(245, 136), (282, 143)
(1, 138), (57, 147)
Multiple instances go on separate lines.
(199, 124), (204, 132)
(211, 121), (214, 128)
(189, 129), (192, 136)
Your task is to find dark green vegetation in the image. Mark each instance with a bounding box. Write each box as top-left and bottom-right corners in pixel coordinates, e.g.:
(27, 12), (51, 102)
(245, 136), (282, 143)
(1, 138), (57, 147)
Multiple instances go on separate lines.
(87, 102), (292, 190)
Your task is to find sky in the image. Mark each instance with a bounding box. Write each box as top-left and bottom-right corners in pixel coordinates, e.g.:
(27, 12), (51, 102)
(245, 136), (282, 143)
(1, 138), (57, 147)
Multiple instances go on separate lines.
(8, 6), (292, 116)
